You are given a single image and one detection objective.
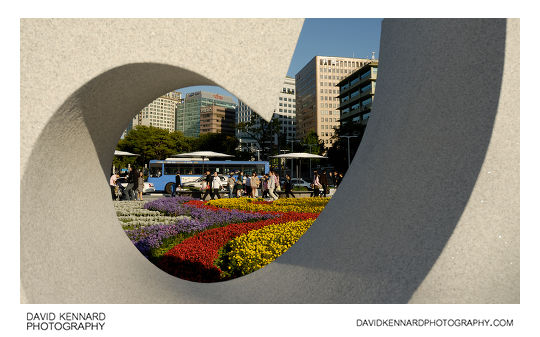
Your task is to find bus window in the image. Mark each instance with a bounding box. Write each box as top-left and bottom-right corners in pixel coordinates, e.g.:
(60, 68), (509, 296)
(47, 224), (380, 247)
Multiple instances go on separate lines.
(164, 164), (183, 175)
(192, 166), (203, 175)
(257, 164), (265, 175)
(149, 163), (162, 177)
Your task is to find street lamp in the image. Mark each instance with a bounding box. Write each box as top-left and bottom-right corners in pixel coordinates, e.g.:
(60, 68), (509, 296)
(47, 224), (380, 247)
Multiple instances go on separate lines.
(339, 135), (359, 168)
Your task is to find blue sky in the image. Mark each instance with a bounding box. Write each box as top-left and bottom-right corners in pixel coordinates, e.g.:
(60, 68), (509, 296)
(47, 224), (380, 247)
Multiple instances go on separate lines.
(176, 18), (382, 102)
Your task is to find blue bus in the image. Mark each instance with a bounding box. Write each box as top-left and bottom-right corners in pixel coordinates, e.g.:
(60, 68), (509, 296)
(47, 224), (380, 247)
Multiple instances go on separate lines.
(147, 158), (270, 193)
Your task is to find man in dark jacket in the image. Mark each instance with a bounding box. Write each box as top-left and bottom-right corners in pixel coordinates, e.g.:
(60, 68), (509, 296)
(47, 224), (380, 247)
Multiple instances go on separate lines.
(125, 167), (137, 200)
(171, 171), (181, 197)
(320, 170), (329, 197)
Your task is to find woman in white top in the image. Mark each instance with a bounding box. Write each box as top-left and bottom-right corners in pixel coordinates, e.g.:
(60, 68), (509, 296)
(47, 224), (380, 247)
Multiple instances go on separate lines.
(211, 172), (222, 199)
(267, 171), (278, 201)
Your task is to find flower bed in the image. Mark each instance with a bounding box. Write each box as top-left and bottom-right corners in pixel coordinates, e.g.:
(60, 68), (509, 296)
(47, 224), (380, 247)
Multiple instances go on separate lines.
(207, 197), (330, 213)
(217, 219), (315, 278)
(117, 195), (330, 282)
(157, 212), (317, 282)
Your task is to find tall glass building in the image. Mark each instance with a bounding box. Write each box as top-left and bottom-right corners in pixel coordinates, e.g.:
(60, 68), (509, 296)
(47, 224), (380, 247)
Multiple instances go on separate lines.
(175, 91), (236, 137)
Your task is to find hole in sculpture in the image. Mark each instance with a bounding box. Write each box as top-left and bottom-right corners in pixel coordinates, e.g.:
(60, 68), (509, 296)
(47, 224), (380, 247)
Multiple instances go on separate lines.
(110, 19), (381, 282)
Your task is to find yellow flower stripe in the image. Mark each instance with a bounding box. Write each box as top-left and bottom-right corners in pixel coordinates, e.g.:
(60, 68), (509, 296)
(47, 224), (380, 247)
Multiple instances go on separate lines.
(208, 197), (330, 213)
(220, 219), (315, 276)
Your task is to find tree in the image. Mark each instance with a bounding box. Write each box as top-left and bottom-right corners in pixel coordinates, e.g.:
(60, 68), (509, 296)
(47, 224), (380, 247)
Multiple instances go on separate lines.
(326, 122), (367, 173)
(236, 113), (280, 160)
(194, 133), (239, 154)
(116, 126), (179, 169)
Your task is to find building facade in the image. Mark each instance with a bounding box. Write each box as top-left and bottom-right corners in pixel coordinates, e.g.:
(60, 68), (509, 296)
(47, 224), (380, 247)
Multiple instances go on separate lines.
(176, 91), (236, 138)
(295, 56), (373, 147)
(130, 91), (181, 133)
(236, 77), (297, 150)
(199, 104), (236, 136)
(337, 61), (378, 127)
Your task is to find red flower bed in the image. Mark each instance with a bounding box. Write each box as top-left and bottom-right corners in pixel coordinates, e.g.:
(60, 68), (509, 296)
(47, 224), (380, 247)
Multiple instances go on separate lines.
(157, 212), (317, 282)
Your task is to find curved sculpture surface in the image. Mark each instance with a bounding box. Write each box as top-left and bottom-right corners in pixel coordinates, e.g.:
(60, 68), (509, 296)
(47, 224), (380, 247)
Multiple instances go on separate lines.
(20, 18), (519, 303)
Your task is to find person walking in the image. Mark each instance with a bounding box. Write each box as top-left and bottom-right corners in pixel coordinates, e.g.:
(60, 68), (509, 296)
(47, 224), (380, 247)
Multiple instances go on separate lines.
(109, 172), (119, 200)
(125, 167), (136, 200)
(245, 173), (252, 197)
(262, 175), (269, 198)
(284, 174), (296, 198)
(201, 170), (213, 201)
(312, 170), (321, 197)
(171, 171), (181, 197)
(236, 171), (245, 197)
(211, 171), (222, 199)
(334, 170), (342, 188)
(320, 170), (329, 197)
(250, 172), (260, 198)
(227, 173), (236, 198)
(267, 171), (278, 201)
(137, 171), (145, 201)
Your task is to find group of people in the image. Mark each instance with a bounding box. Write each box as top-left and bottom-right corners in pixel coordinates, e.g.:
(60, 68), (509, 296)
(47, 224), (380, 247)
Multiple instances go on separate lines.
(196, 170), (285, 201)
(109, 166), (145, 201)
(310, 170), (343, 197)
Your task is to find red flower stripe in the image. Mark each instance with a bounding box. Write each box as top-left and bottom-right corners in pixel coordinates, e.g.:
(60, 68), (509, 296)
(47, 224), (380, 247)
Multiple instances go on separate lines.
(157, 212), (317, 282)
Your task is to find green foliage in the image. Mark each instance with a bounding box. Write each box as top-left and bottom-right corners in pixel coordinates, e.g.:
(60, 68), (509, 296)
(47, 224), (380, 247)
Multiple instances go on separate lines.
(115, 126), (241, 171)
(193, 133), (239, 155)
(326, 122), (367, 172)
(236, 113), (280, 159)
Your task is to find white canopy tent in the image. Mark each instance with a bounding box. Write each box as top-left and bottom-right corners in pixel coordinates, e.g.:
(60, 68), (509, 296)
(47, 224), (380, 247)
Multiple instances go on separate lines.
(173, 151), (234, 173)
(114, 150), (140, 156)
(271, 152), (327, 179)
(172, 151), (234, 160)
(113, 150), (140, 173)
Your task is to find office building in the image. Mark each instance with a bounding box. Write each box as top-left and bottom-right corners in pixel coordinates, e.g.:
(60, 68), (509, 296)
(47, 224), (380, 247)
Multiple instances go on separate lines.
(337, 61), (378, 127)
(199, 104), (236, 136)
(236, 76), (297, 150)
(295, 56), (373, 147)
(130, 91), (181, 133)
(176, 91), (236, 138)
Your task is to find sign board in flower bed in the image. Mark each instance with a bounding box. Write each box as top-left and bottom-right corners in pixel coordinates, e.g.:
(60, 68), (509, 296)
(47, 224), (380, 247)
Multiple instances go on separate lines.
(117, 196), (329, 282)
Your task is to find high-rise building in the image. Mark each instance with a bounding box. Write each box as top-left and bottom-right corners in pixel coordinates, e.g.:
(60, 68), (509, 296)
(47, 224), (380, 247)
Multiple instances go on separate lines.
(199, 104), (236, 136)
(337, 61), (378, 127)
(130, 91), (181, 133)
(295, 56), (373, 147)
(236, 76), (297, 150)
(176, 91), (236, 138)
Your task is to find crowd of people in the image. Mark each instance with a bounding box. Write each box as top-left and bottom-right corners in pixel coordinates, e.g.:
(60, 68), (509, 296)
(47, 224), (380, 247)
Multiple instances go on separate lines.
(193, 169), (344, 201)
(109, 166), (145, 201)
(109, 166), (345, 202)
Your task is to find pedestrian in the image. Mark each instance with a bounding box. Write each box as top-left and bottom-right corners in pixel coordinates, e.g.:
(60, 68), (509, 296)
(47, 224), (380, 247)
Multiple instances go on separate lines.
(320, 170), (329, 197)
(137, 171), (144, 201)
(262, 175), (269, 198)
(245, 173), (252, 197)
(125, 167), (136, 200)
(311, 170), (321, 197)
(284, 174), (296, 198)
(267, 170), (278, 201)
(201, 170), (213, 201)
(274, 172), (281, 194)
(328, 171), (335, 188)
(117, 172), (127, 200)
(227, 173), (236, 198)
(334, 170), (342, 187)
(109, 172), (119, 200)
(250, 172), (260, 198)
(171, 171), (181, 197)
(236, 171), (245, 197)
(211, 172), (222, 199)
